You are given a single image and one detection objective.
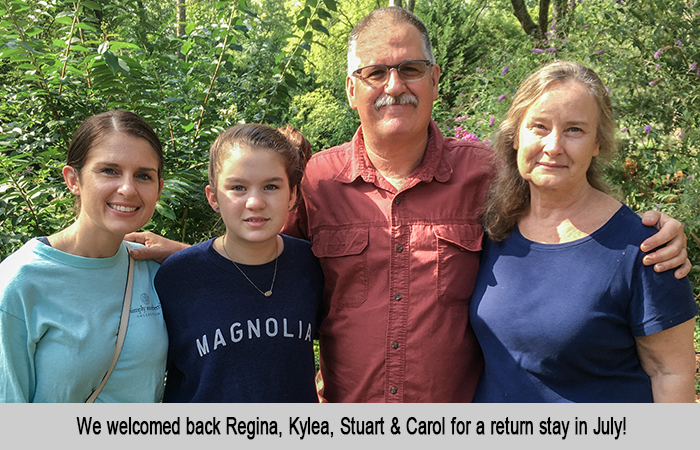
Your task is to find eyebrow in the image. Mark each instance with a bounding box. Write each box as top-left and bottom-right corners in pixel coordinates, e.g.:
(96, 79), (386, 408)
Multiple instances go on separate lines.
(97, 162), (158, 173)
(223, 176), (286, 183)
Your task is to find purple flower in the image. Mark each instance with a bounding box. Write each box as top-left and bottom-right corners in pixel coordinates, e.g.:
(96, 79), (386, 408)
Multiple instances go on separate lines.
(690, 62), (697, 70)
(654, 48), (662, 58)
(583, 24), (589, 29)
(675, 39), (682, 46)
(531, 48), (544, 54)
(620, 127), (628, 133)
(596, 50), (606, 55)
(476, 67), (484, 74)
(545, 32), (553, 38)
(546, 47), (557, 53)
(498, 94), (507, 102)
(455, 115), (468, 121)
(501, 66), (509, 75)
(679, 133), (685, 139)
(489, 116), (495, 126)
(644, 125), (651, 133)
(605, 87), (609, 93)
(455, 126), (463, 136)
(649, 80), (655, 86)
(655, 64), (661, 69)
(696, 68), (700, 76)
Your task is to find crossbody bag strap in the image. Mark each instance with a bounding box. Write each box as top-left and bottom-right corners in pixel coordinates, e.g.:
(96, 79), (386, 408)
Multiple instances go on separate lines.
(85, 242), (134, 403)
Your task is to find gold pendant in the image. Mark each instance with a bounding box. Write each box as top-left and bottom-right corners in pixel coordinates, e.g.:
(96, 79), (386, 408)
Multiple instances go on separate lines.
(263, 290), (272, 297)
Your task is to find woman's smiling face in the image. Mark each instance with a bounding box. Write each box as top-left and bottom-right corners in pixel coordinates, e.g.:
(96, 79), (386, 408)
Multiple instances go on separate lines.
(515, 80), (600, 194)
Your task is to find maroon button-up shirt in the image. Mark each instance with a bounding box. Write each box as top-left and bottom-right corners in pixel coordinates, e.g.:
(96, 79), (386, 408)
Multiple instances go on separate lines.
(283, 120), (493, 402)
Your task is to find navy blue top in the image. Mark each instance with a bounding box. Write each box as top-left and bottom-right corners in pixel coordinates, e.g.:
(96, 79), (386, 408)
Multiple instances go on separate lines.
(155, 235), (324, 402)
(470, 204), (697, 402)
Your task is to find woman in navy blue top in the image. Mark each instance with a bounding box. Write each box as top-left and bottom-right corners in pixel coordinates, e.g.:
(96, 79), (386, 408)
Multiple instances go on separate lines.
(471, 61), (697, 403)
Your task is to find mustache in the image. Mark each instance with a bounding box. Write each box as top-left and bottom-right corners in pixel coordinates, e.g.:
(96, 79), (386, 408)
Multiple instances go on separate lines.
(373, 93), (419, 110)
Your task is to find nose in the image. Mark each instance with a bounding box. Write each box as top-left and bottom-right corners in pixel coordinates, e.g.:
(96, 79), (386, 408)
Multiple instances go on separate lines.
(542, 130), (563, 156)
(245, 192), (265, 210)
(117, 176), (137, 197)
(384, 67), (406, 94)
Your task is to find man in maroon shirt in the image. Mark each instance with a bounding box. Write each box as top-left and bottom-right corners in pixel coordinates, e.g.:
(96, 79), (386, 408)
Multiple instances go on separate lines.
(128, 7), (690, 402)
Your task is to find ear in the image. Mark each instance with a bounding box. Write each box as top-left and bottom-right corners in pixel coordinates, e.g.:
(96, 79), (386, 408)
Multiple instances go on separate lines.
(346, 75), (358, 110)
(288, 185), (298, 211)
(430, 64), (441, 101)
(593, 141), (600, 157)
(205, 185), (219, 212)
(158, 178), (164, 196)
(62, 165), (80, 195)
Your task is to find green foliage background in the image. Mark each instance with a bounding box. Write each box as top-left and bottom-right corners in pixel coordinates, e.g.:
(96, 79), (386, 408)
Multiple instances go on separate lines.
(1, 0), (698, 311)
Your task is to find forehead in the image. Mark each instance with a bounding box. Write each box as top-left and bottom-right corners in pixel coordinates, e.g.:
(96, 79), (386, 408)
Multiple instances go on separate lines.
(525, 81), (598, 117)
(354, 22), (426, 65)
(87, 133), (158, 162)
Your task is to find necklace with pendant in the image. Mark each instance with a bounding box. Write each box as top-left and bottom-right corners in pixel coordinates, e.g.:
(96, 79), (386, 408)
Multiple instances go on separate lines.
(220, 238), (278, 297)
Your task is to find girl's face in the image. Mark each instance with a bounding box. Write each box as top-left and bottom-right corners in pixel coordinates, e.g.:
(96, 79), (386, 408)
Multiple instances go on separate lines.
(63, 133), (163, 243)
(206, 144), (296, 250)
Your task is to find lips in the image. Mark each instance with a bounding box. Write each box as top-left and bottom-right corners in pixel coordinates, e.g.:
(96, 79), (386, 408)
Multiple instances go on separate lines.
(244, 217), (269, 226)
(109, 203), (139, 212)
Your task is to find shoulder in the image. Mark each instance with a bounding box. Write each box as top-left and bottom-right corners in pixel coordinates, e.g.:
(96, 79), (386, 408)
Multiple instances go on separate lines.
(304, 142), (352, 179)
(157, 239), (214, 274)
(442, 137), (495, 168)
(281, 234), (314, 256)
(600, 204), (656, 246)
(0, 240), (46, 287)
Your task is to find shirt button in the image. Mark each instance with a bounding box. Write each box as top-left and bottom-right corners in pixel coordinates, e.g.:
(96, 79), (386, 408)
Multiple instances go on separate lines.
(390, 387), (398, 394)
(391, 341), (399, 349)
(394, 198), (401, 205)
(396, 245), (404, 252)
(394, 293), (402, 301)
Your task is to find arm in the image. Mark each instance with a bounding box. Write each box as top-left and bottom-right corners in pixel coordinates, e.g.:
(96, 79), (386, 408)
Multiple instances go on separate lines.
(124, 231), (190, 263)
(0, 311), (32, 402)
(639, 211), (691, 279)
(634, 318), (696, 403)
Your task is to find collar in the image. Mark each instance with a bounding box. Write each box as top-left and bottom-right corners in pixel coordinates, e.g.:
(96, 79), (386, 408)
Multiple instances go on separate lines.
(334, 119), (453, 186)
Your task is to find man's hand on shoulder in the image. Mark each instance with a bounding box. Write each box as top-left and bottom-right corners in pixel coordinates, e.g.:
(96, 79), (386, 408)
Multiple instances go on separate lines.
(125, 231), (190, 264)
(640, 211), (691, 279)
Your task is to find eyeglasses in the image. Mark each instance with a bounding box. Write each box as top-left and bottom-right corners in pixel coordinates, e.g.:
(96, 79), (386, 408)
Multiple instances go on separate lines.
(352, 60), (433, 85)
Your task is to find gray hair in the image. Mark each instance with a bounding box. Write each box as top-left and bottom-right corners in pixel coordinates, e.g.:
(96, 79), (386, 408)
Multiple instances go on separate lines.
(347, 7), (435, 76)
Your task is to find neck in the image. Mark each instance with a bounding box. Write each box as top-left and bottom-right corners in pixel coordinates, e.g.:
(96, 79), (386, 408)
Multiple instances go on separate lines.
(49, 221), (123, 258)
(520, 184), (619, 244)
(363, 131), (429, 188)
(218, 234), (281, 265)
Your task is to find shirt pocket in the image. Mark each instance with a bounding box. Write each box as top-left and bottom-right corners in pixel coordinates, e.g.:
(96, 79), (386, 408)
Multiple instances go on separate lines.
(434, 224), (483, 307)
(311, 227), (369, 309)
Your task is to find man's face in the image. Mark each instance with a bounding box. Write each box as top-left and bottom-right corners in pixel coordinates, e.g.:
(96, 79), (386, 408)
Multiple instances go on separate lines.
(346, 22), (440, 146)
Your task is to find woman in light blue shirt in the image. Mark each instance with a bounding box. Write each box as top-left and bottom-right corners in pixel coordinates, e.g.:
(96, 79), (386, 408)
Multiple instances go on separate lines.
(0, 110), (168, 402)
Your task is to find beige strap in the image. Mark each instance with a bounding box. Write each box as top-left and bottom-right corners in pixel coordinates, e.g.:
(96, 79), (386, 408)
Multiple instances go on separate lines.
(85, 243), (134, 403)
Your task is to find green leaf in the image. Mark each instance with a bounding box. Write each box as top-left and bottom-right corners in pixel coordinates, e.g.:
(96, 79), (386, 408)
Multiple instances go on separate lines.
(54, 16), (74, 25)
(185, 22), (195, 35)
(97, 41), (109, 54)
(155, 202), (176, 220)
(82, 1), (103, 11)
(310, 20), (329, 36)
(322, 0), (337, 12)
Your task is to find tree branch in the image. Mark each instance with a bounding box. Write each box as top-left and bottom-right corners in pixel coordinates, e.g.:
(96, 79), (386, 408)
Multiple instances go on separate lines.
(510, 0), (541, 39)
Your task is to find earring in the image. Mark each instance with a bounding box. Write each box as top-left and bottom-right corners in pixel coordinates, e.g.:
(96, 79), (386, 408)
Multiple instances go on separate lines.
(216, 207), (220, 211)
